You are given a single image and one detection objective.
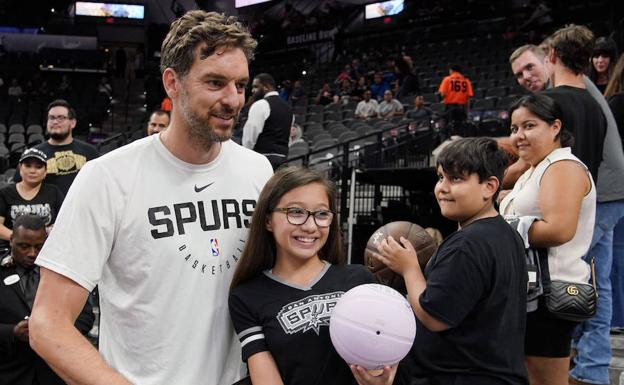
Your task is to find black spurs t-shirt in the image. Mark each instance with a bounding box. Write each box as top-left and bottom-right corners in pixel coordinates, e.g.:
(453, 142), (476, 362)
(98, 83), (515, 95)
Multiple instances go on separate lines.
(14, 140), (99, 196)
(229, 263), (374, 385)
(396, 216), (528, 385)
(0, 183), (64, 248)
(541, 86), (606, 180)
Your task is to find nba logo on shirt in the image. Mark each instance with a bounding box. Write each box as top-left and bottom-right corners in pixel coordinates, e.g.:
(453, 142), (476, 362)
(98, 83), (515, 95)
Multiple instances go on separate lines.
(210, 239), (220, 257)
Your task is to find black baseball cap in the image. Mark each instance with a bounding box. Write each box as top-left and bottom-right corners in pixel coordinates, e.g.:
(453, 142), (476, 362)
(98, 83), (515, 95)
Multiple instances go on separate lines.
(19, 148), (48, 164)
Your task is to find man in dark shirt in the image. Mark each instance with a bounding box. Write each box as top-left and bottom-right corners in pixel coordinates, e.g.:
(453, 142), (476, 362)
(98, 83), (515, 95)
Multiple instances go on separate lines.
(540, 27), (606, 180)
(541, 25), (624, 385)
(406, 95), (432, 124)
(0, 215), (93, 385)
(242, 73), (293, 170)
(15, 100), (99, 196)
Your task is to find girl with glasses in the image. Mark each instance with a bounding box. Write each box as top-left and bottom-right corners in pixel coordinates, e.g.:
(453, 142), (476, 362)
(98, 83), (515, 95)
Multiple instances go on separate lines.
(229, 166), (396, 385)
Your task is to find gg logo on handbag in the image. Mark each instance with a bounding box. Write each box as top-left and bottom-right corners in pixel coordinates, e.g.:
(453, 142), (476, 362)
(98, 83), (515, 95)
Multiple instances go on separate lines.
(566, 285), (580, 296)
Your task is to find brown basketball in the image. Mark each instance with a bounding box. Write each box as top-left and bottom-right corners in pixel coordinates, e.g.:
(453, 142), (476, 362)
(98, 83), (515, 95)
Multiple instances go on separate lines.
(364, 221), (438, 294)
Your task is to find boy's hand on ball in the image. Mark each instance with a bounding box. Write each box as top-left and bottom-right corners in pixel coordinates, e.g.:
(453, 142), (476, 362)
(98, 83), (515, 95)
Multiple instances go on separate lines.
(375, 236), (420, 275)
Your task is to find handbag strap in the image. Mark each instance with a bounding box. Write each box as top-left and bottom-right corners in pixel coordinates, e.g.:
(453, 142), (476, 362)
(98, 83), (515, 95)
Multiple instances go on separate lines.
(539, 250), (597, 295)
(590, 256), (598, 297)
(535, 247), (551, 294)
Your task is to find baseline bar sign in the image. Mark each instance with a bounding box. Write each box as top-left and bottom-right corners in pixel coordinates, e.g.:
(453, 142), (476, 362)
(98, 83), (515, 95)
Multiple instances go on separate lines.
(286, 27), (338, 46)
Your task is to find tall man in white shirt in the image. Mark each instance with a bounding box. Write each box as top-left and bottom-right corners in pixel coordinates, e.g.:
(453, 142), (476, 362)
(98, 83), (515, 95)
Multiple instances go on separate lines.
(28, 10), (273, 385)
(242, 73), (294, 170)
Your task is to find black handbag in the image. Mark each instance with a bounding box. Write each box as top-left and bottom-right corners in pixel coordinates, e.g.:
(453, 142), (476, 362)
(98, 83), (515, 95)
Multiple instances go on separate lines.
(541, 257), (598, 322)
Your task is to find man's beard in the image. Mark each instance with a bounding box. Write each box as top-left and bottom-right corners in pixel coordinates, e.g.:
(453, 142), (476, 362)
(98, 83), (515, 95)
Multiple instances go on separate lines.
(179, 88), (238, 150)
(48, 130), (71, 141)
(254, 89), (266, 100)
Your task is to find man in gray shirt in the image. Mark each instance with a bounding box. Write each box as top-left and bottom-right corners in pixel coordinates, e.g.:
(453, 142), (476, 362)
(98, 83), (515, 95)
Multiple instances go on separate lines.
(378, 90), (404, 120)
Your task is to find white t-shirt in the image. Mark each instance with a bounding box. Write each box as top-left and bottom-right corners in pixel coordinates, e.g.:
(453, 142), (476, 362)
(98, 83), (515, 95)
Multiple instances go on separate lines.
(355, 99), (379, 118)
(500, 147), (595, 283)
(36, 134), (273, 385)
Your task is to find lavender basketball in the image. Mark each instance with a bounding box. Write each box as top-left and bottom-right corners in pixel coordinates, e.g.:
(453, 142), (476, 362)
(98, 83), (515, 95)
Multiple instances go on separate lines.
(329, 284), (416, 370)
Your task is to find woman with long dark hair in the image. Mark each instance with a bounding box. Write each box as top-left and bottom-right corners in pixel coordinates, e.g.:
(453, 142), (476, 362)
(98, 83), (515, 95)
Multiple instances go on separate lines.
(589, 37), (617, 94)
(500, 94), (596, 385)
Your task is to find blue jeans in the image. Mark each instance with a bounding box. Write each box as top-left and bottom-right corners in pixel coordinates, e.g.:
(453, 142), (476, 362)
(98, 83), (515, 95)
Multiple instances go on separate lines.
(571, 200), (624, 385)
(612, 217), (624, 327)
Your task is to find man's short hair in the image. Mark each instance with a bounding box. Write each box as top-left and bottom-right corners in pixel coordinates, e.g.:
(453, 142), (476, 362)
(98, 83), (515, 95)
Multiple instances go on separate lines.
(547, 24), (595, 75)
(254, 73), (276, 90)
(509, 44), (545, 64)
(449, 63), (462, 72)
(47, 99), (76, 120)
(159, 10), (257, 78)
(436, 137), (508, 202)
(13, 214), (46, 233)
(150, 109), (170, 119)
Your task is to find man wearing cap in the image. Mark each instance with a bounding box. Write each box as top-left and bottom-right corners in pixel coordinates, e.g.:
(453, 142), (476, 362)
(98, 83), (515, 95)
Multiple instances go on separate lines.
(0, 214), (93, 385)
(0, 149), (64, 250)
(14, 99), (99, 196)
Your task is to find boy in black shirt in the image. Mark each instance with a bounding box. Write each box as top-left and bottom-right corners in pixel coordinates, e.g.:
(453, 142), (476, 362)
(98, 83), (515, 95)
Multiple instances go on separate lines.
(375, 137), (528, 385)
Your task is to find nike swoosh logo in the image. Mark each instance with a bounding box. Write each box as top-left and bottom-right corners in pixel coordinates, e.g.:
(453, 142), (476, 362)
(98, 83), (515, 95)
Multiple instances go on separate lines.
(194, 182), (214, 193)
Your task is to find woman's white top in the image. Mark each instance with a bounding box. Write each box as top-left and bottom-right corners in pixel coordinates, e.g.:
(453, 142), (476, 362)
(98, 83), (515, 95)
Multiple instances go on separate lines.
(500, 147), (595, 283)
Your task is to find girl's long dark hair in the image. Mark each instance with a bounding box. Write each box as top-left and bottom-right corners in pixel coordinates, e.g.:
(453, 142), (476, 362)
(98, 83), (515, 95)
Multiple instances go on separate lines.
(230, 166), (344, 291)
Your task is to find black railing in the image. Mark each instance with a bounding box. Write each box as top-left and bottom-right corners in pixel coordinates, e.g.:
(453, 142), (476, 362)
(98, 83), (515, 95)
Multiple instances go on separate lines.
(285, 124), (436, 227)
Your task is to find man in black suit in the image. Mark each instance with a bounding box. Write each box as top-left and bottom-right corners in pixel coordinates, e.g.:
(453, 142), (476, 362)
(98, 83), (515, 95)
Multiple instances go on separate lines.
(0, 215), (94, 385)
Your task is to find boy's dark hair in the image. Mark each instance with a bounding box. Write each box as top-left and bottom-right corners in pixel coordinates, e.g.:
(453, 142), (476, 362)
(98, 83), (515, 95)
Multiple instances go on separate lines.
(436, 137), (508, 202)
(47, 99), (76, 120)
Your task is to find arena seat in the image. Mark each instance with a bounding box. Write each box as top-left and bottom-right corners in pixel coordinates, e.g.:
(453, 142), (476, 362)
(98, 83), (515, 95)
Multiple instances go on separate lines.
(26, 125), (43, 135)
(311, 132), (333, 143)
(9, 124), (25, 134)
(473, 98), (497, 110)
(338, 131), (358, 143)
(308, 105), (324, 114)
(497, 95), (519, 110)
(311, 137), (337, 151)
(287, 148), (307, 162)
(27, 133), (45, 146)
(478, 118), (507, 137)
(486, 86), (508, 98)
(329, 127), (348, 139)
(8, 133), (25, 145)
(325, 111), (342, 122)
(289, 141), (309, 153)
(306, 113), (323, 123)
